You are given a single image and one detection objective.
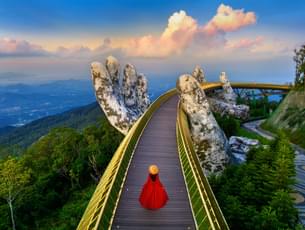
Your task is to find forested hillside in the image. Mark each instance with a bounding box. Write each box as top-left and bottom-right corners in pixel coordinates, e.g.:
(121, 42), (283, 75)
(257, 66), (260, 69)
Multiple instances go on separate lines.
(213, 114), (300, 229)
(0, 117), (123, 230)
(0, 102), (102, 149)
(262, 90), (305, 148)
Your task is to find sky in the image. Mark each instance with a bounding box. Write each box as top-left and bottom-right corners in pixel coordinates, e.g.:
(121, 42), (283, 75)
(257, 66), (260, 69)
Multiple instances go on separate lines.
(0, 0), (304, 85)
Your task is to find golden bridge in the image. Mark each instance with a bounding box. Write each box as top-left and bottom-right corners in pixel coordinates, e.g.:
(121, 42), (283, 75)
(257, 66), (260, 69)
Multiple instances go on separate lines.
(77, 82), (291, 230)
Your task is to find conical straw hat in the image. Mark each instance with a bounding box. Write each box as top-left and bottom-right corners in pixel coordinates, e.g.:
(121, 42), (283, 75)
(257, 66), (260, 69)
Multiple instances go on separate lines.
(149, 165), (159, 175)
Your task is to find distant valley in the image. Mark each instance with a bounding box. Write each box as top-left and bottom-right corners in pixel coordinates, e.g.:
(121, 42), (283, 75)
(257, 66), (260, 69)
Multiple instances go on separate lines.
(0, 102), (103, 148)
(0, 78), (174, 129)
(0, 80), (96, 128)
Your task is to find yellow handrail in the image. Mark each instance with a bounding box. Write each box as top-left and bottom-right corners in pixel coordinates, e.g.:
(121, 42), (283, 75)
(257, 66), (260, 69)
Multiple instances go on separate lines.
(200, 82), (292, 91)
(176, 102), (230, 230)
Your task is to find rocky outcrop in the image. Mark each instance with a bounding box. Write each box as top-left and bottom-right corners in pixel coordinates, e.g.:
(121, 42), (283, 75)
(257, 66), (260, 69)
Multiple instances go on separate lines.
(207, 71), (249, 120)
(91, 56), (150, 135)
(136, 74), (150, 113)
(229, 136), (260, 163)
(177, 74), (230, 175)
(192, 65), (206, 83)
(229, 136), (259, 153)
(208, 97), (250, 120)
(219, 71), (237, 104)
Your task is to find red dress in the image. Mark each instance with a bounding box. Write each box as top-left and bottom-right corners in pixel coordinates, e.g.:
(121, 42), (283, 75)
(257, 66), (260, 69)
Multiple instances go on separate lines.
(139, 174), (169, 210)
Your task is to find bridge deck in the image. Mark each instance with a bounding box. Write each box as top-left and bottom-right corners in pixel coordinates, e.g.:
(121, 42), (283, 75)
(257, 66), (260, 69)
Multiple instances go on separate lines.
(112, 96), (195, 229)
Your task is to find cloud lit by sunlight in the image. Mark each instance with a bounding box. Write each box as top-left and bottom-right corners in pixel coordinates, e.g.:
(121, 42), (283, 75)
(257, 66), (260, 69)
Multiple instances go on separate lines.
(124, 4), (257, 58)
(0, 38), (48, 57)
(203, 4), (256, 35)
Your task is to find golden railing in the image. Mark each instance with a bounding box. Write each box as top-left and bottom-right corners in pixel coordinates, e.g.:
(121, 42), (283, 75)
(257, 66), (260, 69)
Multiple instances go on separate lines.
(77, 89), (177, 230)
(176, 101), (229, 230)
(201, 82), (291, 91)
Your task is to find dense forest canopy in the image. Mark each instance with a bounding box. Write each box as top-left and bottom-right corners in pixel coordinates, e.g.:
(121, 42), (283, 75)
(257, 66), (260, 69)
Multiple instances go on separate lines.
(212, 116), (301, 229)
(0, 118), (123, 230)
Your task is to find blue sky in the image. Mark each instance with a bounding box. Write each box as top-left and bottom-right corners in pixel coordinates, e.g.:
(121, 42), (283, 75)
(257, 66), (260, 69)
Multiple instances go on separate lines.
(0, 0), (304, 85)
(1, 1), (304, 36)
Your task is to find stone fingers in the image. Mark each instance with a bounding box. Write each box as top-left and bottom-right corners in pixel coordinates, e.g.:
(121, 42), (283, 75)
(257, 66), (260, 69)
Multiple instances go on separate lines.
(176, 74), (230, 175)
(91, 56), (150, 135)
(91, 59), (130, 135)
(105, 56), (121, 97)
(219, 72), (237, 104)
(192, 65), (206, 83)
(123, 64), (138, 109)
(136, 74), (150, 113)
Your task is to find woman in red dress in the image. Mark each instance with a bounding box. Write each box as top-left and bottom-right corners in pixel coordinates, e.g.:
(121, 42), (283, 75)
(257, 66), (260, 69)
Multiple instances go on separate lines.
(139, 164), (169, 210)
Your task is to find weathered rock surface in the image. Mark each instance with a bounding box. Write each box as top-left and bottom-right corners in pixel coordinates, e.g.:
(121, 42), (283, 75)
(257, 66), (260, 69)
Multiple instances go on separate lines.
(136, 74), (150, 113)
(207, 71), (249, 120)
(219, 71), (237, 104)
(208, 97), (250, 120)
(177, 74), (230, 175)
(229, 136), (260, 163)
(91, 56), (150, 135)
(192, 65), (206, 83)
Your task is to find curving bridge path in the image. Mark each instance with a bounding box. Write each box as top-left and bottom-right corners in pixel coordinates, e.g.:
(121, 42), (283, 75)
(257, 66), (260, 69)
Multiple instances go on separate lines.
(112, 96), (195, 229)
(77, 82), (291, 230)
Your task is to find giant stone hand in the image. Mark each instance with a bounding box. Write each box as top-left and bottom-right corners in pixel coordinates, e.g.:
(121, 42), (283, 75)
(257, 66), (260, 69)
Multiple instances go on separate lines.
(192, 66), (249, 120)
(91, 56), (150, 135)
(177, 74), (230, 175)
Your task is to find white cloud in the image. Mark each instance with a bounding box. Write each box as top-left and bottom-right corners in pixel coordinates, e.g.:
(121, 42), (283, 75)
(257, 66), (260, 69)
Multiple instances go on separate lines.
(225, 36), (264, 49)
(250, 39), (292, 55)
(55, 45), (92, 58)
(54, 38), (125, 60)
(203, 4), (256, 35)
(0, 38), (48, 57)
(125, 10), (198, 57)
(123, 4), (257, 58)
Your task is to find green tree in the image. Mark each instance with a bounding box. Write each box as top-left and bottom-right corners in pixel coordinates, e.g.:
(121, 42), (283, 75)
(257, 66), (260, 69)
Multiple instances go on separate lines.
(222, 195), (243, 229)
(293, 44), (305, 88)
(0, 156), (31, 230)
(209, 129), (297, 229)
(269, 190), (298, 228)
(271, 132), (295, 190)
(276, 132), (295, 160)
(253, 163), (274, 205)
(214, 113), (240, 137)
(258, 206), (281, 230)
(271, 157), (295, 190)
(50, 128), (84, 188)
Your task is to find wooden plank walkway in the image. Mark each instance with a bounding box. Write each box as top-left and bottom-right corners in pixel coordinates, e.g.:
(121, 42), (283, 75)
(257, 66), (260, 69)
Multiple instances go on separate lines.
(112, 96), (195, 230)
